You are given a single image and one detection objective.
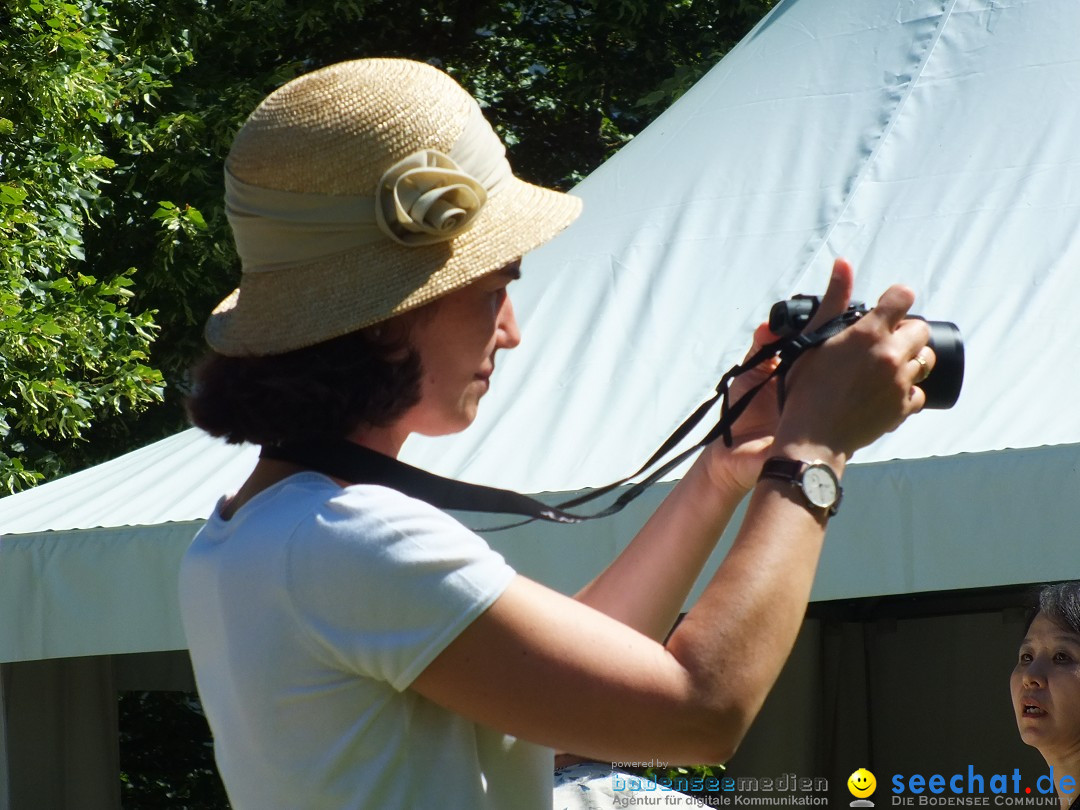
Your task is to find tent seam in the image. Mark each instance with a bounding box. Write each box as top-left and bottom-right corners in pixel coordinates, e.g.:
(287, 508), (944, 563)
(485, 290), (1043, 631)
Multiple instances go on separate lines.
(801, 0), (960, 273)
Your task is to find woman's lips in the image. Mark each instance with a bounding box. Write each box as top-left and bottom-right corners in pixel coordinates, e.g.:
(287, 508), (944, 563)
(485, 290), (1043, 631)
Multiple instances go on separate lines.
(1022, 698), (1048, 718)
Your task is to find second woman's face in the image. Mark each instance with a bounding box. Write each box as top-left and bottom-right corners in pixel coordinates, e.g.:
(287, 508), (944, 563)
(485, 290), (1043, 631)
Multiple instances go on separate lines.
(1011, 612), (1080, 759)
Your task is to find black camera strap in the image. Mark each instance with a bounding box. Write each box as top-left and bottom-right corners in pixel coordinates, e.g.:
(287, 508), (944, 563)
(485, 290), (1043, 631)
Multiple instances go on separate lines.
(260, 313), (854, 532)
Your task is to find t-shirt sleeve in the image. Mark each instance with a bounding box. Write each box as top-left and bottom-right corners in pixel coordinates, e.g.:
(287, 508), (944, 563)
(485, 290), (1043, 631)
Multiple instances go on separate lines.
(284, 485), (516, 691)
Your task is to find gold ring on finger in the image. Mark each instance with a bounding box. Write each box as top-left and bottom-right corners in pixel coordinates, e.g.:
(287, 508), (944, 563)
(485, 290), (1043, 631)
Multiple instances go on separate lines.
(914, 351), (931, 383)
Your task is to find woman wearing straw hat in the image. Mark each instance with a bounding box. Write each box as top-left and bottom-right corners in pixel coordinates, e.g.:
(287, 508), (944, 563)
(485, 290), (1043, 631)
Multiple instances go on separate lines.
(179, 58), (935, 809)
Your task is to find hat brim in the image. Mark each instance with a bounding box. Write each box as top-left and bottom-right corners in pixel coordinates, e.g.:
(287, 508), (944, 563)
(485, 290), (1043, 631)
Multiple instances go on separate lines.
(205, 176), (582, 356)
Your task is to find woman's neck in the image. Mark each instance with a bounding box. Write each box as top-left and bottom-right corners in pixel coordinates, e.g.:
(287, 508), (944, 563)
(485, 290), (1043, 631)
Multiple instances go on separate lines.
(220, 433), (406, 521)
(219, 458), (309, 520)
(349, 425), (407, 458)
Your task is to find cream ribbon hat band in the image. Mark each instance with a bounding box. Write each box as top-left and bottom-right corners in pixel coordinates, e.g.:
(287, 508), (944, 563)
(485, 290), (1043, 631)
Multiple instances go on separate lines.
(225, 100), (512, 270)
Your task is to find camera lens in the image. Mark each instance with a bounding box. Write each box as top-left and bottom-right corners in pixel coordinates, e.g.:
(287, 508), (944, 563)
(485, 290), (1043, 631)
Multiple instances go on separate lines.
(920, 320), (964, 409)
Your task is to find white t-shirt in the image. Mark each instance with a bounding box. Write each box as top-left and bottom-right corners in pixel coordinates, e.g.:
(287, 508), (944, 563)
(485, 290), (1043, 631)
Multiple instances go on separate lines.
(179, 472), (552, 809)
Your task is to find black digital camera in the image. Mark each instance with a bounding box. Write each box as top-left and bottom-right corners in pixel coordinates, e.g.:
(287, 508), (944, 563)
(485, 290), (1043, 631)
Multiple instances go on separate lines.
(768, 294), (964, 409)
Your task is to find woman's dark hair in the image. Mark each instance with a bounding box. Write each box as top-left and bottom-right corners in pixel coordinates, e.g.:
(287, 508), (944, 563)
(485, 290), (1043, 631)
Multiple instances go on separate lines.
(186, 320), (423, 446)
(1027, 582), (1080, 635)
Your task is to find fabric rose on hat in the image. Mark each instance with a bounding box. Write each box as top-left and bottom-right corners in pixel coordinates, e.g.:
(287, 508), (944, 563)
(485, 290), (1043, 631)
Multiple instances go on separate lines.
(375, 150), (487, 246)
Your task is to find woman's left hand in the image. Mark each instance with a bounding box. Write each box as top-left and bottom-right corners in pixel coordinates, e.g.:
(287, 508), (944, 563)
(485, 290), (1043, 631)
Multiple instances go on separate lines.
(699, 321), (782, 494)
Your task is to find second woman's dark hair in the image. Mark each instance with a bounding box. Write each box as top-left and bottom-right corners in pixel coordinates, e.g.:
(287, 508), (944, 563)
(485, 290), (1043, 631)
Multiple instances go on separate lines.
(186, 320), (423, 447)
(1029, 582), (1080, 635)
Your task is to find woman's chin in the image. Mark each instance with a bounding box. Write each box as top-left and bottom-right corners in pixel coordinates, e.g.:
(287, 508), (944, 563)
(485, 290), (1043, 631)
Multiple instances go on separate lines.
(1018, 725), (1044, 748)
(413, 412), (478, 439)
(1020, 728), (1067, 765)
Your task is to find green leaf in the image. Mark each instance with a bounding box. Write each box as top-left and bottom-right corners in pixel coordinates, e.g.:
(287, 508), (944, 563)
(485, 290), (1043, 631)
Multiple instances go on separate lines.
(0, 185), (28, 206)
(184, 205), (208, 230)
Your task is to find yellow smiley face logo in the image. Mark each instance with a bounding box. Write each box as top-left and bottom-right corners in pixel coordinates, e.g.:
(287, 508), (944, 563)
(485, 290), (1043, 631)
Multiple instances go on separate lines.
(848, 768), (877, 798)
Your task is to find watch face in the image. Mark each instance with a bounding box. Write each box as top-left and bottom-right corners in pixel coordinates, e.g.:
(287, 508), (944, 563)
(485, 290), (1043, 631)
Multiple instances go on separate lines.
(802, 465), (838, 508)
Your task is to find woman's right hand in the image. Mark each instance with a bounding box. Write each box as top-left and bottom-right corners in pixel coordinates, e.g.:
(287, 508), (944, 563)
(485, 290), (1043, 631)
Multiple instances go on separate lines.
(773, 257), (935, 463)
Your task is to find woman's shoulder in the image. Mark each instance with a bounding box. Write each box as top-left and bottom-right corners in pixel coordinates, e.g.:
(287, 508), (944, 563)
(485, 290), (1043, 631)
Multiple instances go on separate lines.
(216, 471), (455, 527)
(203, 470), (499, 570)
(328, 479), (470, 531)
(317, 482), (493, 563)
(286, 478), (513, 598)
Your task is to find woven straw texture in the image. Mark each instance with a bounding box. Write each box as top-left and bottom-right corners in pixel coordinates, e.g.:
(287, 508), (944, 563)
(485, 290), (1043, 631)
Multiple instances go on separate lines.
(206, 58), (582, 356)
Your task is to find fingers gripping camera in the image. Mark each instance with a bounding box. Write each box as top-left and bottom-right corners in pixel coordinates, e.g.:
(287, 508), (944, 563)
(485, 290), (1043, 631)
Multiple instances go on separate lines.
(768, 294), (964, 409)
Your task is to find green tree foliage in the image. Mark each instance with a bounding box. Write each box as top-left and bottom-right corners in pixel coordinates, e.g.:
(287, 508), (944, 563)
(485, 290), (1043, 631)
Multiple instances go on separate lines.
(119, 690), (228, 807)
(0, 0), (165, 490)
(1, 0), (775, 492)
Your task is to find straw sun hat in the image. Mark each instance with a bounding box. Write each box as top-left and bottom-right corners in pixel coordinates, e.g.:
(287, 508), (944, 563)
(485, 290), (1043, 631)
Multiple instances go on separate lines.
(205, 58), (583, 356)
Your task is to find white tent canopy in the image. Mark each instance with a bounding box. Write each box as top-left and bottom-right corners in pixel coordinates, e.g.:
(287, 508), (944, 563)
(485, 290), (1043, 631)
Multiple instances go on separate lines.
(4, 0), (1080, 667)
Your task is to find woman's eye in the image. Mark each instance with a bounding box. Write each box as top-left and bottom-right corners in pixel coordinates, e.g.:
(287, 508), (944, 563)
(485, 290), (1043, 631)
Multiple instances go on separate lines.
(1019, 652), (1033, 664)
(1054, 652), (1072, 663)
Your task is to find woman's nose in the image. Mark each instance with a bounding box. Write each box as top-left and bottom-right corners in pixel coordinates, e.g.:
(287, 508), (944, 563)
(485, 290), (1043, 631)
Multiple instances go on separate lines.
(1024, 662), (1047, 687)
(497, 294), (521, 349)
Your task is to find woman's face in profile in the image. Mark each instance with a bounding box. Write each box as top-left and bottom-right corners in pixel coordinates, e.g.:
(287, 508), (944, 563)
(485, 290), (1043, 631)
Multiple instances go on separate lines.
(1011, 612), (1080, 758)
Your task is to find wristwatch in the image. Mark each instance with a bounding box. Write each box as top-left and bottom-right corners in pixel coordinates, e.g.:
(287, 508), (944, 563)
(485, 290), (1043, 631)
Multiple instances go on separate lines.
(758, 457), (842, 517)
